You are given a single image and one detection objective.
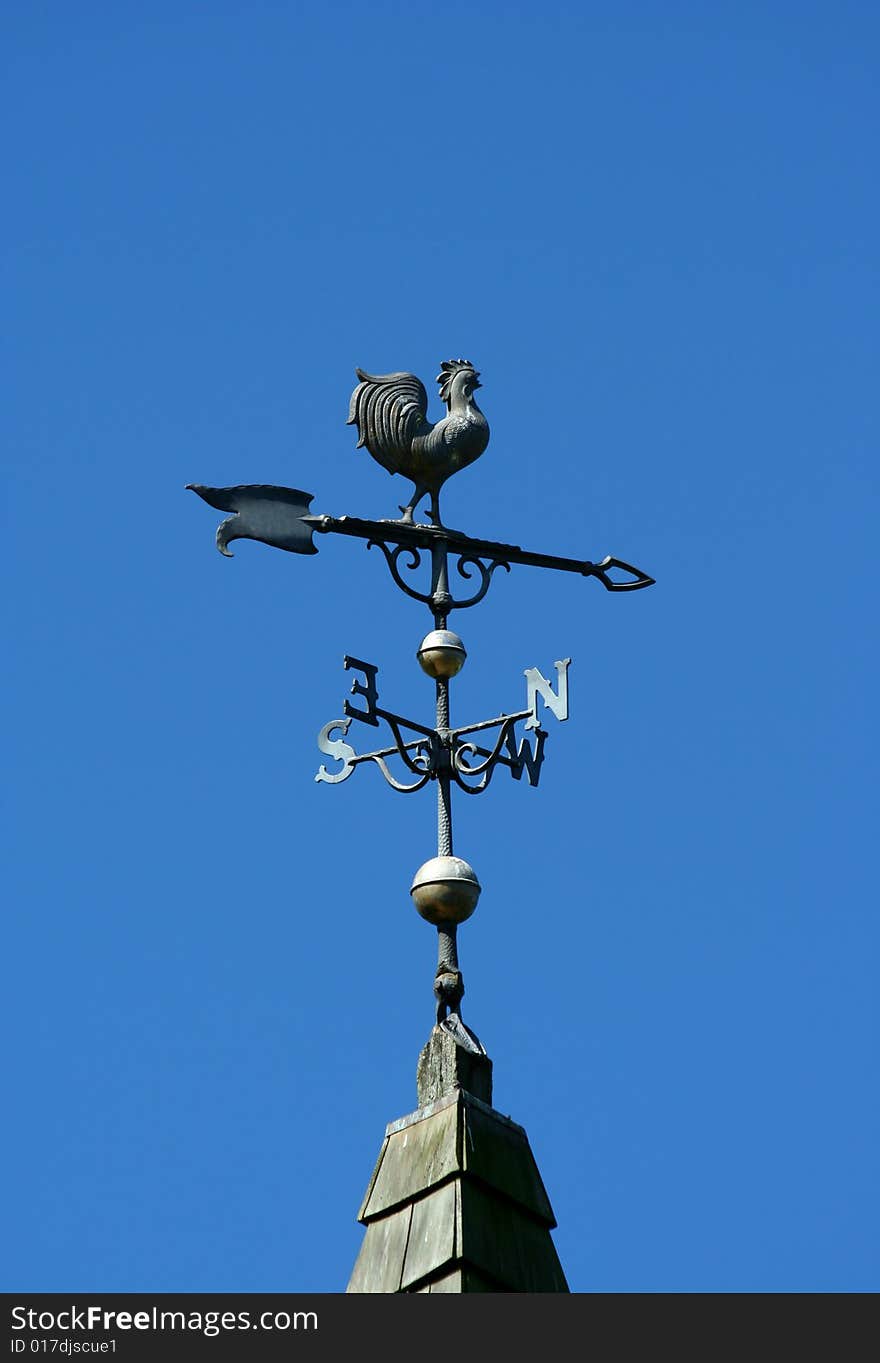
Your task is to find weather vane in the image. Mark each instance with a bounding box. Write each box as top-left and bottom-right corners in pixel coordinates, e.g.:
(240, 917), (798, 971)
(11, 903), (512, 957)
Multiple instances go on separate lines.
(188, 360), (653, 1053)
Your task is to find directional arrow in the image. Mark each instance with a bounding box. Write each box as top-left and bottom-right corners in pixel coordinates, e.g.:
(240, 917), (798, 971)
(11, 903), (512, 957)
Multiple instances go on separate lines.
(187, 483), (654, 591)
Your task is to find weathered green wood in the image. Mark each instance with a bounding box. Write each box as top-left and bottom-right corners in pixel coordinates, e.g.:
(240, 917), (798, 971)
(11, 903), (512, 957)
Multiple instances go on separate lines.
(355, 1135), (390, 1223)
(417, 1024), (493, 1106)
(401, 1181), (457, 1290)
(416, 1266), (499, 1292)
(360, 1090), (557, 1225)
(457, 1180), (568, 1293)
(347, 1203), (411, 1294)
(360, 1096), (459, 1219)
(462, 1099), (556, 1225)
(348, 1081), (568, 1292)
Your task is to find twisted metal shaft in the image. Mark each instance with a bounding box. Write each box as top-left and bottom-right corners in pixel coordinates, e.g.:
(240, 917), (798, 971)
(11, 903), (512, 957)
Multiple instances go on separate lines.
(436, 677), (452, 856)
(433, 671), (463, 1019)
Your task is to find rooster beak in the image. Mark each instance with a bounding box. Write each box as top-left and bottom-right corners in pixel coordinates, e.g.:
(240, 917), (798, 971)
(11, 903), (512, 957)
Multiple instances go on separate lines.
(473, 376), (482, 389)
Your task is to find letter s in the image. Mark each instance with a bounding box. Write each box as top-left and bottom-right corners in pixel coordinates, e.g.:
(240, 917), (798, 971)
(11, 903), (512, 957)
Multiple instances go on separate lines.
(315, 718), (356, 784)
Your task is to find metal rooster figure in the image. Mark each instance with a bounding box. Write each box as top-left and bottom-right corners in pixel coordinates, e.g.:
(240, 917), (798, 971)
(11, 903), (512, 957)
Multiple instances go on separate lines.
(348, 359), (489, 525)
(188, 360), (653, 1048)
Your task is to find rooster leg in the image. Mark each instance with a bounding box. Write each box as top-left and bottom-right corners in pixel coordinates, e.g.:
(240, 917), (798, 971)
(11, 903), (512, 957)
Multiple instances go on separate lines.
(398, 483), (429, 525)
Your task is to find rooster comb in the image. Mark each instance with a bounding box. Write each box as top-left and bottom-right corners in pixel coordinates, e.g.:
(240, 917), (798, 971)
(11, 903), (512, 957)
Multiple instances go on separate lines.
(436, 358), (479, 403)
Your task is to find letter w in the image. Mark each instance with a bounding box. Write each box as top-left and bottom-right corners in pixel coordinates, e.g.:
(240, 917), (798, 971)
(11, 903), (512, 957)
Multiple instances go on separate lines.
(505, 726), (547, 786)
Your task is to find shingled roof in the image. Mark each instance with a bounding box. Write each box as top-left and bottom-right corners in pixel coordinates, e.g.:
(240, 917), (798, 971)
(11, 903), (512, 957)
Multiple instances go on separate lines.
(347, 1026), (568, 1293)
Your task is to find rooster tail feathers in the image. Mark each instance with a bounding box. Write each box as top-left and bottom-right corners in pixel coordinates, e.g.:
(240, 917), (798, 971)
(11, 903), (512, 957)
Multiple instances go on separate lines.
(346, 384), (367, 448)
(347, 369), (430, 474)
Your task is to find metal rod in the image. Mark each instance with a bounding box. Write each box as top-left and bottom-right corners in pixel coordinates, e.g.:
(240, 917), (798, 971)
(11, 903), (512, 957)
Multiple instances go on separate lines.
(432, 534), (465, 1016)
(348, 738), (430, 765)
(303, 513), (654, 590)
(437, 924), (459, 977)
(433, 533), (453, 857)
(450, 708), (532, 739)
(436, 677), (452, 856)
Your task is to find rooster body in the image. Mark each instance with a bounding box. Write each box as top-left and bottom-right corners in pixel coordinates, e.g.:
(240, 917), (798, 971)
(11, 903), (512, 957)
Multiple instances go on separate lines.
(347, 359), (489, 524)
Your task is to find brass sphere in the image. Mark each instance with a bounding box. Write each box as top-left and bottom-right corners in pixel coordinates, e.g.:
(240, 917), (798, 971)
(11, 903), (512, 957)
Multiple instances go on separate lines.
(416, 629), (467, 680)
(410, 855), (481, 925)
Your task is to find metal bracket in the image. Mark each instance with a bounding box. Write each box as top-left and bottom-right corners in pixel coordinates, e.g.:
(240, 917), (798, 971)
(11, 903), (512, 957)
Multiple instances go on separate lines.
(315, 657), (569, 795)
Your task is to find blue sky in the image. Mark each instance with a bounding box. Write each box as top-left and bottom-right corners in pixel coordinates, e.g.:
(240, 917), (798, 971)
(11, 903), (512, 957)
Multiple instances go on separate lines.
(4, 1), (877, 1292)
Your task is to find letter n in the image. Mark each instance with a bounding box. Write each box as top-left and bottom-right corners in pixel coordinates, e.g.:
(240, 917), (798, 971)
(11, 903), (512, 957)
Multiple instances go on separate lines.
(524, 658), (571, 730)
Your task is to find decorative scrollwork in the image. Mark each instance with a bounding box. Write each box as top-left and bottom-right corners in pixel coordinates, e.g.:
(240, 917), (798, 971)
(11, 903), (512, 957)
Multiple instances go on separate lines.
(381, 722), (435, 777)
(450, 554), (510, 611)
(449, 741), (497, 794)
(364, 753), (433, 793)
(350, 725), (436, 792)
(364, 539), (512, 613)
(367, 539), (433, 605)
(453, 718), (512, 777)
(449, 714), (523, 792)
